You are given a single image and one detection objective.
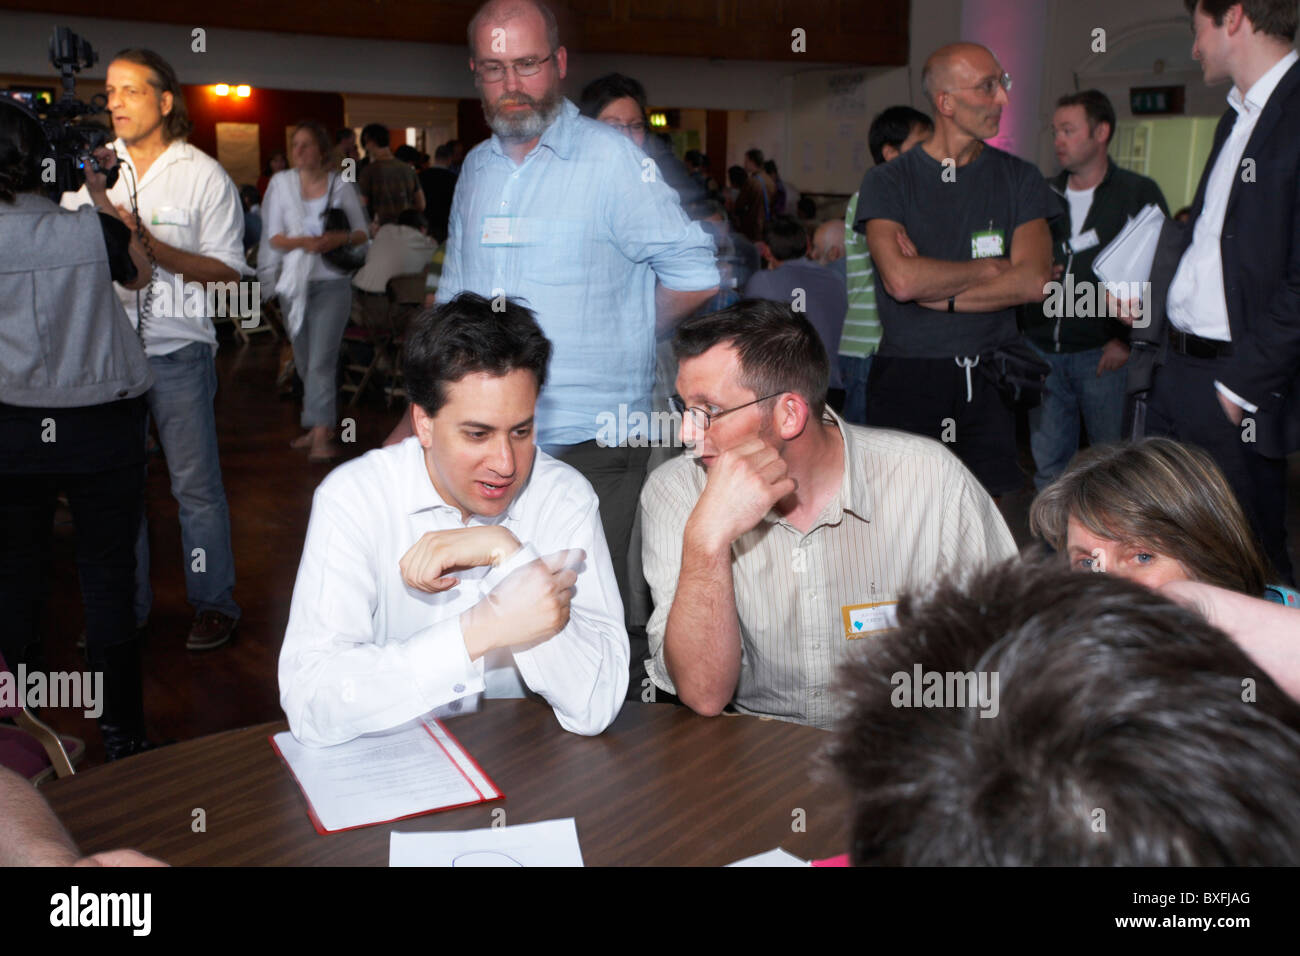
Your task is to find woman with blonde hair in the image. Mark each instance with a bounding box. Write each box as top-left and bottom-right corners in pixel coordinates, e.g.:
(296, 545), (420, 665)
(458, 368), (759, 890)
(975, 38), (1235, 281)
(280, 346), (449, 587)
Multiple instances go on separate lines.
(1030, 438), (1295, 604)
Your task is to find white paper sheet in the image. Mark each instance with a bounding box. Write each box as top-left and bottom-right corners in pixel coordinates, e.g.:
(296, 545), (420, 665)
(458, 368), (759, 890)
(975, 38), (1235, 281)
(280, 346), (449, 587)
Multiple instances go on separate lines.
(389, 818), (584, 867)
(273, 717), (500, 832)
(727, 848), (810, 867)
(1093, 203), (1166, 296)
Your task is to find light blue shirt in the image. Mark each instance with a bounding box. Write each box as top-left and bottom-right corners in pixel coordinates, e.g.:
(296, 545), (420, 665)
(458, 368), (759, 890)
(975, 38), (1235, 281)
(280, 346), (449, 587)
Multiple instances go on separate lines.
(437, 99), (720, 446)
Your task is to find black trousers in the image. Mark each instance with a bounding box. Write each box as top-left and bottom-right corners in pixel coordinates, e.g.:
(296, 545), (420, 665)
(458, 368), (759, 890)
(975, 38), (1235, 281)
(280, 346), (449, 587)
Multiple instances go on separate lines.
(1146, 348), (1294, 585)
(0, 462), (144, 669)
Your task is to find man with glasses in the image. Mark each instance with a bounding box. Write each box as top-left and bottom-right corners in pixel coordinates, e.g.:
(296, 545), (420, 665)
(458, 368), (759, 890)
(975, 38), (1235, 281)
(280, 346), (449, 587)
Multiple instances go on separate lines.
(640, 300), (1015, 727)
(855, 42), (1054, 498)
(434, 0), (719, 686)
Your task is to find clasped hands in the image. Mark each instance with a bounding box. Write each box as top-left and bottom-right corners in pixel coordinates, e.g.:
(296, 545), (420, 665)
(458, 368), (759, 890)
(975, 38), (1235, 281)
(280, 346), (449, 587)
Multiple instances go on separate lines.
(399, 526), (583, 658)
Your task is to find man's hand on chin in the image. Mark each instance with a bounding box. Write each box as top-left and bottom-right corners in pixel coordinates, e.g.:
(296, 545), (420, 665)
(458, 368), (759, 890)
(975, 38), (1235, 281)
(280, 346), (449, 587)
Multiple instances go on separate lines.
(399, 526), (522, 593)
(1217, 389), (1246, 427)
(687, 437), (797, 551)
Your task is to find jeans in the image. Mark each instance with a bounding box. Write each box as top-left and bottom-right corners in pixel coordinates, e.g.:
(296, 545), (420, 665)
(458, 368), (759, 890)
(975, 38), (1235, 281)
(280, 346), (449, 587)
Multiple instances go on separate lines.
(838, 353), (873, 425)
(134, 341), (240, 621)
(292, 278), (354, 429)
(1027, 343), (1126, 490)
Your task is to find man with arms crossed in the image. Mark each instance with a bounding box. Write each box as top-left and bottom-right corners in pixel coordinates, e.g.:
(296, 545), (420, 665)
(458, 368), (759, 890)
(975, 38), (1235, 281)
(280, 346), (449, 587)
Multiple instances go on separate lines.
(279, 294), (627, 747)
(640, 300), (1016, 727)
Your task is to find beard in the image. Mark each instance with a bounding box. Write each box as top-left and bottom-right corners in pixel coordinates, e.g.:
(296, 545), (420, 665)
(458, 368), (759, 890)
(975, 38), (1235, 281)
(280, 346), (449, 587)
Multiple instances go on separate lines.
(483, 86), (563, 142)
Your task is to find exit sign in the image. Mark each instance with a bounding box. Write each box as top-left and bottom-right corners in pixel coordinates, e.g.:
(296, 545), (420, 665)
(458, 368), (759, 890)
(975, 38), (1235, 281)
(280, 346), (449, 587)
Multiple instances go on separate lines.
(1130, 86), (1184, 115)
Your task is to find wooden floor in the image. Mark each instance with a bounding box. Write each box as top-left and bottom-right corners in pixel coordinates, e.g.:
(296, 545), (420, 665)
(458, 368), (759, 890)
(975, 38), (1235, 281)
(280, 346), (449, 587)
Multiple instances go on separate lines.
(32, 330), (1300, 768)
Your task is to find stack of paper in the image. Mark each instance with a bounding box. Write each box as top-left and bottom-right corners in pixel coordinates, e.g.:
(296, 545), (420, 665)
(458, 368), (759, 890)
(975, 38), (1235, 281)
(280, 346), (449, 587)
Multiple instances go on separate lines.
(390, 819), (585, 867)
(1092, 203), (1166, 298)
(272, 717), (501, 833)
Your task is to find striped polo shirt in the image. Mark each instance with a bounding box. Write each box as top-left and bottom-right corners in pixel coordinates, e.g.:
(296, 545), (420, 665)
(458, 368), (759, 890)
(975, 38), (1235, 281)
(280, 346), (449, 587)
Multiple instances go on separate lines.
(838, 192), (881, 359)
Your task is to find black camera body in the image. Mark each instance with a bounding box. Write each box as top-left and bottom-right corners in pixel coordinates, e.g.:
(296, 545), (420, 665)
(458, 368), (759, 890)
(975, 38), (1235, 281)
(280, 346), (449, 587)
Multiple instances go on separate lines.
(1, 26), (117, 198)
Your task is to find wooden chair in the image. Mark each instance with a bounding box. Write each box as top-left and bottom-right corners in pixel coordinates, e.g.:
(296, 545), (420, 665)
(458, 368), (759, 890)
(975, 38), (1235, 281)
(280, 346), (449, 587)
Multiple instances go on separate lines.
(340, 267), (429, 408)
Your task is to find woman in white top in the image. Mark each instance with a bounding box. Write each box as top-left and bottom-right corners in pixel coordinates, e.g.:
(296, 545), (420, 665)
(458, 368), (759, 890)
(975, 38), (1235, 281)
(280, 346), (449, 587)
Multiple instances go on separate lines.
(260, 120), (367, 461)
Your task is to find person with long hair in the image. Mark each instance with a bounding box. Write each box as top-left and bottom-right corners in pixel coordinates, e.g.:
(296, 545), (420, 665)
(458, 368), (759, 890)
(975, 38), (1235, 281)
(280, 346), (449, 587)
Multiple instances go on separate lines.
(259, 120), (368, 462)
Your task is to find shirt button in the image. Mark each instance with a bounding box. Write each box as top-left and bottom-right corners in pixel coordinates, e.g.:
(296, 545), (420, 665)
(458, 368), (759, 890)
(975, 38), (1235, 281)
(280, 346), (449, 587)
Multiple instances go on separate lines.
(453, 683), (465, 693)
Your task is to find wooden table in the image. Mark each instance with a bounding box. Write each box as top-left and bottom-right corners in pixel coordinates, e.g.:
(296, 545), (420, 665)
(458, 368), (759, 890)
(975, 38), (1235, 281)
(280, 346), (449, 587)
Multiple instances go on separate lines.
(43, 699), (851, 865)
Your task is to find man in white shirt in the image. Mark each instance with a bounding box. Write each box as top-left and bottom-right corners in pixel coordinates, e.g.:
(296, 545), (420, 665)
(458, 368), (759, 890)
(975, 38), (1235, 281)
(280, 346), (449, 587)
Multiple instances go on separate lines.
(352, 209), (436, 295)
(62, 49), (247, 650)
(279, 292), (628, 747)
(1137, 0), (1300, 582)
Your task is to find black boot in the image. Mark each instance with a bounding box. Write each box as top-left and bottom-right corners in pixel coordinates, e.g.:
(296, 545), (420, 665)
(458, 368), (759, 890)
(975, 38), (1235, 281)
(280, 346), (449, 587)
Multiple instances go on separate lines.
(88, 637), (154, 762)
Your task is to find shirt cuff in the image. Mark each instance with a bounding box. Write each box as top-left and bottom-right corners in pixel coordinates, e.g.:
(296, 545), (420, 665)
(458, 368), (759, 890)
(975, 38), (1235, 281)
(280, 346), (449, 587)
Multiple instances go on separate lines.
(1215, 381), (1258, 414)
(406, 615), (485, 708)
(481, 541), (540, 591)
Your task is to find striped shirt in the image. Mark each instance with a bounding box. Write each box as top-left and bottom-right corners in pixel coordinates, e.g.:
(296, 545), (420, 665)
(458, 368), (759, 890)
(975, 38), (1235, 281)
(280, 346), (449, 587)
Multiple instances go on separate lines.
(640, 411), (1017, 729)
(838, 192), (881, 359)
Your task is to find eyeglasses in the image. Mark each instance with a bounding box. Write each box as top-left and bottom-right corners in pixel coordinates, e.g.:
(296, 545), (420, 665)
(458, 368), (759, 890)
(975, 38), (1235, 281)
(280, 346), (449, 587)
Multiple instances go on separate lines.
(668, 392), (784, 432)
(474, 53), (555, 82)
(603, 120), (647, 135)
(948, 72), (1012, 98)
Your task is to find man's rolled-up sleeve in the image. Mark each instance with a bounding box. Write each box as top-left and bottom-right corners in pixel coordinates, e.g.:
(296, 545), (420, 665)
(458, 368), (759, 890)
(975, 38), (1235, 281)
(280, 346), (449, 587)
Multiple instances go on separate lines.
(510, 497), (629, 735)
(278, 487), (485, 747)
(199, 168), (253, 276)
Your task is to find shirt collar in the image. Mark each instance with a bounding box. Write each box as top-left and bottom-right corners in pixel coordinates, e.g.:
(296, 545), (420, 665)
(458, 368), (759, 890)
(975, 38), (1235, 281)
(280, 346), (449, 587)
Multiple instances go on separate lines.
(400, 435), (532, 524)
(764, 408), (871, 530)
(1228, 48), (1298, 117)
(474, 97), (579, 170)
(113, 137), (189, 183)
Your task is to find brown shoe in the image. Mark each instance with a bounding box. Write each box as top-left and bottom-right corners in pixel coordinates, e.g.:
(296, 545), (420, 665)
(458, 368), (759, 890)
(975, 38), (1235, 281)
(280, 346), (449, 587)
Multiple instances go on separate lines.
(187, 611), (237, 651)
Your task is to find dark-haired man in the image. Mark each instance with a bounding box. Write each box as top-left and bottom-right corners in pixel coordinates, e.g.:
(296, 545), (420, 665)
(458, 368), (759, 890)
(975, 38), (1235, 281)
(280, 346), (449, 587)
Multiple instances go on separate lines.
(640, 300), (1015, 727)
(838, 106), (932, 424)
(61, 49), (246, 654)
(1023, 90), (1168, 489)
(279, 293), (628, 746)
(829, 560), (1300, 865)
(857, 43), (1055, 496)
(1136, 0), (1300, 582)
(744, 214), (848, 389)
(358, 123), (424, 229)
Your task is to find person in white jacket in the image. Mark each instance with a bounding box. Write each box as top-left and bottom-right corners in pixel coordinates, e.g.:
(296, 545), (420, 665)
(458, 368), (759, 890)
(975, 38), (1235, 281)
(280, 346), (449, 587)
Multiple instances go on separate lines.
(278, 292), (629, 746)
(259, 120), (368, 462)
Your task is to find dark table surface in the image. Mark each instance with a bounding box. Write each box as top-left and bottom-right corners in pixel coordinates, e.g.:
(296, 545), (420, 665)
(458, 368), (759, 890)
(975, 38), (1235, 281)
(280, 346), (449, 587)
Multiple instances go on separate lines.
(43, 699), (851, 866)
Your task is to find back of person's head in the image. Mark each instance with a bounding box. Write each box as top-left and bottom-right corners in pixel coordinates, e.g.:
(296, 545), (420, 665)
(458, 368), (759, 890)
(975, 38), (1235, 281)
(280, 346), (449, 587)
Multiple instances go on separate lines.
(110, 48), (193, 142)
(394, 144), (420, 165)
(830, 558), (1300, 865)
(1186, 0), (1298, 42)
(868, 105), (933, 165)
(684, 148), (703, 168)
(0, 99), (47, 202)
(673, 299), (829, 419)
(744, 148), (764, 167)
(1029, 438), (1272, 595)
(727, 164), (747, 189)
(402, 292), (551, 417)
(361, 123), (389, 149)
(1055, 89), (1116, 144)
(763, 159), (778, 177)
(762, 214), (808, 263)
(334, 127), (355, 145)
(796, 196), (817, 220)
(577, 72), (647, 120)
(239, 184), (260, 209)
(396, 209), (427, 231)
(434, 143), (454, 162)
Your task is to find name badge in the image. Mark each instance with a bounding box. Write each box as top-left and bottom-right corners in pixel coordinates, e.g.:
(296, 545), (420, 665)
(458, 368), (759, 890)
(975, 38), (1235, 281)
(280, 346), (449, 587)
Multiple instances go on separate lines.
(971, 228), (1005, 259)
(841, 601), (899, 639)
(151, 206), (190, 227)
(1069, 228), (1100, 253)
(480, 216), (517, 246)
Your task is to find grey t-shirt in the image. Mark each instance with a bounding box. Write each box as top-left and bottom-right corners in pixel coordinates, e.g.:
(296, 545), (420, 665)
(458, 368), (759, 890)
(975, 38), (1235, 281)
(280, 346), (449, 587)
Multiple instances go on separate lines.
(855, 144), (1054, 358)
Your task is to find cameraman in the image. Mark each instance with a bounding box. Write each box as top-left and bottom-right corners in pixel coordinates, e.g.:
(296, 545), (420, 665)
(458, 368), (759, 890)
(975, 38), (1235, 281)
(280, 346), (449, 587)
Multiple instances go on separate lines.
(0, 99), (156, 760)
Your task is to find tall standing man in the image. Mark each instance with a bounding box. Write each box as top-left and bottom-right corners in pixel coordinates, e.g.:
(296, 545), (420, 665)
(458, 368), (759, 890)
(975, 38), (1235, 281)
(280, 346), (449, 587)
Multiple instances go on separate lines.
(62, 49), (246, 651)
(857, 43), (1054, 498)
(1023, 90), (1168, 489)
(435, 0), (720, 673)
(1139, 0), (1300, 582)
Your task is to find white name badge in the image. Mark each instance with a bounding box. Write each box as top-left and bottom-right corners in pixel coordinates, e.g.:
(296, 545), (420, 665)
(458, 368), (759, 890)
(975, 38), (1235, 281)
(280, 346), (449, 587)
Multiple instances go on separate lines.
(842, 600), (899, 639)
(480, 216), (517, 246)
(1069, 228), (1100, 253)
(151, 206), (190, 227)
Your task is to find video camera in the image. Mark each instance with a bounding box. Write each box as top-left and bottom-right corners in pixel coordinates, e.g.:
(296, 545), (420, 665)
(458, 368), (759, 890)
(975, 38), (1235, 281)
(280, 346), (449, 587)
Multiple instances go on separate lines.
(1, 26), (117, 197)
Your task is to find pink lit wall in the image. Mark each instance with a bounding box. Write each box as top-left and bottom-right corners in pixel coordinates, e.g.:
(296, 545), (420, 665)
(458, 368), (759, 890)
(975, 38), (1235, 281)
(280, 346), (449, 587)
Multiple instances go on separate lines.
(959, 0), (1049, 160)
